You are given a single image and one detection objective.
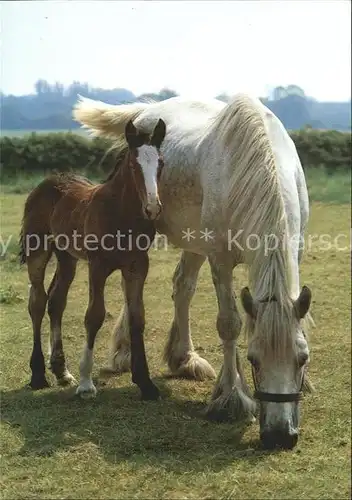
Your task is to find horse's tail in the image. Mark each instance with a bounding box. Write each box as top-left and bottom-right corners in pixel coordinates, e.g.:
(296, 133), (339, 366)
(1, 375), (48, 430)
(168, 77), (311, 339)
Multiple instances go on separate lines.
(72, 95), (148, 138)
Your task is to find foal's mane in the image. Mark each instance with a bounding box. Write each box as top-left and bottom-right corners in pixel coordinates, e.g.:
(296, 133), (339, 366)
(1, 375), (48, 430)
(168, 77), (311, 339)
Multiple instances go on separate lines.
(208, 93), (310, 362)
(101, 142), (129, 183)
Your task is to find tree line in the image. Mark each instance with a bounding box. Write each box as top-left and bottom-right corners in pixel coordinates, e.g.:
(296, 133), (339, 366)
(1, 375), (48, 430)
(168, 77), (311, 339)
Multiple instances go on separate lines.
(0, 81), (350, 131)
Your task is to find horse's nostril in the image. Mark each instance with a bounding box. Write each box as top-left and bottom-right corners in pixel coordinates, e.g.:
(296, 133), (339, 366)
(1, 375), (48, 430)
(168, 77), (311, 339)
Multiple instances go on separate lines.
(261, 431), (277, 450)
(145, 207), (152, 218)
(285, 432), (298, 450)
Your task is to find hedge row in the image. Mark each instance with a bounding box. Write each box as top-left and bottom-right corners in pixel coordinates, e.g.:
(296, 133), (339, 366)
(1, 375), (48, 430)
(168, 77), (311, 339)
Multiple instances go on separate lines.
(290, 128), (351, 172)
(0, 128), (351, 178)
(0, 132), (115, 178)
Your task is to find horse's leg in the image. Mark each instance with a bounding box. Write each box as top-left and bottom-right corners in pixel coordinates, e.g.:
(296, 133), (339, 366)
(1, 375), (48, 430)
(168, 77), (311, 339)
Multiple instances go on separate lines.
(122, 254), (159, 400)
(163, 251), (216, 380)
(205, 252), (256, 422)
(76, 260), (112, 398)
(27, 248), (53, 389)
(47, 250), (78, 386)
(298, 247), (314, 394)
(101, 250), (215, 380)
(99, 275), (130, 376)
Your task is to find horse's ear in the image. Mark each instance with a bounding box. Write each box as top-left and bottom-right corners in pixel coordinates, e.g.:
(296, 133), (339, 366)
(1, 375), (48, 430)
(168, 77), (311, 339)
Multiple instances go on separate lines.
(240, 287), (256, 319)
(294, 285), (312, 319)
(150, 118), (166, 149)
(125, 120), (137, 147)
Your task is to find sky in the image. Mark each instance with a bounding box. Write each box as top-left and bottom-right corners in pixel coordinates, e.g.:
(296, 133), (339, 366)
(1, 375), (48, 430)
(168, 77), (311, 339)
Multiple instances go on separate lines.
(1, 0), (351, 101)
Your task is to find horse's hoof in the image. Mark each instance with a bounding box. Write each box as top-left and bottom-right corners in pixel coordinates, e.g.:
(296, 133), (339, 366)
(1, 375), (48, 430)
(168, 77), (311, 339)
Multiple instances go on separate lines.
(57, 371), (77, 387)
(75, 381), (97, 399)
(28, 376), (50, 390)
(205, 389), (256, 424)
(141, 383), (160, 401)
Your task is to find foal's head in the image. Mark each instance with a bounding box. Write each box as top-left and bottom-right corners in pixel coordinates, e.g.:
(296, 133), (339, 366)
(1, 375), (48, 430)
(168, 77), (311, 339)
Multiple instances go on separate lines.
(124, 118), (166, 221)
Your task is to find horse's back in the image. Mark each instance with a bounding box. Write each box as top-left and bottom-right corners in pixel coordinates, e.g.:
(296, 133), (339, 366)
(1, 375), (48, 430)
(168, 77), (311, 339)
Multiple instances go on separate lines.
(135, 97), (225, 135)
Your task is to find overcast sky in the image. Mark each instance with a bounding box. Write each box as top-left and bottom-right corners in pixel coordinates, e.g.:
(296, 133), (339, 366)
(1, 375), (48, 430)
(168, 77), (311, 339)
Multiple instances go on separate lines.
(1, 0), (351, 101)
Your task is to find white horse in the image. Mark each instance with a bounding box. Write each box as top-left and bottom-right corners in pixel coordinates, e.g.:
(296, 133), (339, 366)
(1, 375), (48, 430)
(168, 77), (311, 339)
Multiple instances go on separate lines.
(73, 93), (314, 450)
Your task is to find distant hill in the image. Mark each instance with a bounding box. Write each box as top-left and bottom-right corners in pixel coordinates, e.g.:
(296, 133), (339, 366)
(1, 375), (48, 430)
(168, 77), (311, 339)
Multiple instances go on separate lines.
(262, 95), (351, 131)
(0, 81), (350, 132)
(0, 82), (139, 131)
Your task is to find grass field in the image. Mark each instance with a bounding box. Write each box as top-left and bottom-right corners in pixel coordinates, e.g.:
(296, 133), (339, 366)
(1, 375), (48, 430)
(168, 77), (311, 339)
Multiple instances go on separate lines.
(1, 169), (351, 206)
(0, 192), (351, 499)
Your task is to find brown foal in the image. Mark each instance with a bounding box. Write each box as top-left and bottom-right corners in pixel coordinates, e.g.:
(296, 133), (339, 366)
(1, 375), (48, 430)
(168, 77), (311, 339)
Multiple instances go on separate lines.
(19, 118), (166, 400)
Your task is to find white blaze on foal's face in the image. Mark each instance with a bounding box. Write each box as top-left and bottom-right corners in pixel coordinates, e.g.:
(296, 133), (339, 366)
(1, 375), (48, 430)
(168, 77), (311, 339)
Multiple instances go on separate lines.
(137, 144), (162, 220)
(124, 118), (166, 221)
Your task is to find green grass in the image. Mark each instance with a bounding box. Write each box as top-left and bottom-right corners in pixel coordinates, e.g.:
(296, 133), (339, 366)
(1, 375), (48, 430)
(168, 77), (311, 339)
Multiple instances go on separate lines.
(0, 193), (351, 499)
(0, 284), (24, 305)
(305, 168), (351, 204)
(0, 173), (55, 195)
(0, 172), (103, 195)
(1, 168), (351, 204)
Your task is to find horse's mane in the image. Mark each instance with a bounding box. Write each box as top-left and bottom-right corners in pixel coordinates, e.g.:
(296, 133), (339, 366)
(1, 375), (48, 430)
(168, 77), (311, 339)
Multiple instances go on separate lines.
(208, 93), (311, 363)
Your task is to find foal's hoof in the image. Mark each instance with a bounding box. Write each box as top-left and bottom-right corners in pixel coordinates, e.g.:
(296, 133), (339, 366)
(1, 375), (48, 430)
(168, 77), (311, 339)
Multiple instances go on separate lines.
(141, 383), (160, 401)
(76, 380), (97, 399)
(28, 375), (50, 390)
(99, 366), (120, 378)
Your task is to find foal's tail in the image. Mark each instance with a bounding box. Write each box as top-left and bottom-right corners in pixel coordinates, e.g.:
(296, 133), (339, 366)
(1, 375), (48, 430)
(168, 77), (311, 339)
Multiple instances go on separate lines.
(72, 95), (148, 139)
(18, 228), (27, 265)
(18, 177), (65, 266)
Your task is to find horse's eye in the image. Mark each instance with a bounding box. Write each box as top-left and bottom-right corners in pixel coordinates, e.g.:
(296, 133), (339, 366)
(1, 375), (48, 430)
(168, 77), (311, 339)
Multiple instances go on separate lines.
(298, 353), (309, 367)
(248, 356), (259, 370)
(157, 162), (164, 181)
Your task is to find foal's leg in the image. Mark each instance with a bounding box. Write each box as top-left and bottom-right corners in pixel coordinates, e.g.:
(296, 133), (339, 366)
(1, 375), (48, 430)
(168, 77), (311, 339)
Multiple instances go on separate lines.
(205, 253), (256, 422)
(100, 275), (130, 376)
(47, 250), (77, 386)
(122, 254), (159, 400)
(76, 260), (112, 398)
(27, 249), (52, 389)
(164, 251), (216, 380)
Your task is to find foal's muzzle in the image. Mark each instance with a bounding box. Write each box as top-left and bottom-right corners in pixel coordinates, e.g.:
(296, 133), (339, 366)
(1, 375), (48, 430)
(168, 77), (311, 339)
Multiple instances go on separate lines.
(144, 201), (162, 221)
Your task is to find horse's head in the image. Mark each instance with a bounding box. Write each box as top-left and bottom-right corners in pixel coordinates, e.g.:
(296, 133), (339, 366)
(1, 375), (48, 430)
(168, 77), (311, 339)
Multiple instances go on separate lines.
(241, 285), (312, 450)
(124, 118), (166, 221)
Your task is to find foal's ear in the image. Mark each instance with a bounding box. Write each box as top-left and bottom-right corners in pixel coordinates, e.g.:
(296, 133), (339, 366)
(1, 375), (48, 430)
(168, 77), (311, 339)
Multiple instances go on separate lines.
(240, 287), (256, 319)
(294, 285), (312, 319)
(125, 120), (137, 147)
(150, 118), (166, 149)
